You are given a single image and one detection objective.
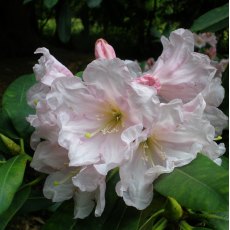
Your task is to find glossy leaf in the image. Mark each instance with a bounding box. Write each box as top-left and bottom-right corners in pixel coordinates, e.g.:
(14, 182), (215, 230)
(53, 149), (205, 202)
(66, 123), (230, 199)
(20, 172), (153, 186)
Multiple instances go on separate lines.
(2, 74), (36, 139)
(0, 154), (28, 214)
(191, 4), (229, 32)
(0, 187), (31, 230)
(44, 0), (58, 9)
(154, 154), (228, 212)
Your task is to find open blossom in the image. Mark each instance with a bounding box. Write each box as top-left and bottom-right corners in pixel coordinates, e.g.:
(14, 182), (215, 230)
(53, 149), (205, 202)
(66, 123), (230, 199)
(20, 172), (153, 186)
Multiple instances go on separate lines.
(116, 96), (225, 209)
(132, 29), (228, 134)
(48, 58), (159, 175)
(27, 28), (227, 219)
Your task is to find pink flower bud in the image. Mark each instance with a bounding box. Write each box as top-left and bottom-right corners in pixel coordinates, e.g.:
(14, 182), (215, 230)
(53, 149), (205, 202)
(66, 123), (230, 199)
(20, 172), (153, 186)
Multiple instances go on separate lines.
(135, 74), (161, 91)
(95, 38), (116, 59)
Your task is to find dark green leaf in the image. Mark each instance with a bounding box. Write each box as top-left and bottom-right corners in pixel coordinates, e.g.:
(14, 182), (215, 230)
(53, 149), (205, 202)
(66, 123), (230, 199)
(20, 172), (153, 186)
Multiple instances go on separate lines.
(191, 4), (229, 32)
(57, 2), (72, 43)
(206, 211), (229, 230)
(2, 74), (36, 139)
(0, 154), (28, 214)
(19, 190), (53, 214)
(201, 18), (229, 33)
(23, 0), (34, 4)
(42, 201), (76, 230)
(0, 187), (31, 230)
(220, 156), (229, 170)
(102, 200), (141, 230)
(86, 0), (102, 8)
(0, 108), (19, 139)
(76, 170), (120, 230)
(154, 154), (228, 212)
(44, 0), (58, 9)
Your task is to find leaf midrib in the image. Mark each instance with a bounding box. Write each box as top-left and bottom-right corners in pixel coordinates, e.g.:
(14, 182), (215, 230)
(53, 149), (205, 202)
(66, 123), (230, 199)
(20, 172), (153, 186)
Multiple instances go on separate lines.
(176, 168), (227, 204)
(0, 155), (20, 207)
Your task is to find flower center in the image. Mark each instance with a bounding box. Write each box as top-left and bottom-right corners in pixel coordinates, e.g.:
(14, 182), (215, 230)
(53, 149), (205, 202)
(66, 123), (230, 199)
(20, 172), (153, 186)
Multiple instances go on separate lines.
(85, 107), (124, 138)
(140, 136), (166, 167)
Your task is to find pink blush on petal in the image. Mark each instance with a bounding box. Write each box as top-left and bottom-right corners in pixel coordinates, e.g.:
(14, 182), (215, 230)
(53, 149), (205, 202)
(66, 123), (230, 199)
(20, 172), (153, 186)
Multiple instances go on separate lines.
(135, 74), (161, 91)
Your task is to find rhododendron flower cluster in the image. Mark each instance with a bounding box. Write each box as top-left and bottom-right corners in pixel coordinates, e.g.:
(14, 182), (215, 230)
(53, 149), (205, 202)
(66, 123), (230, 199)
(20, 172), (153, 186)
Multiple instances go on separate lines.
(27, 28), (228, 219)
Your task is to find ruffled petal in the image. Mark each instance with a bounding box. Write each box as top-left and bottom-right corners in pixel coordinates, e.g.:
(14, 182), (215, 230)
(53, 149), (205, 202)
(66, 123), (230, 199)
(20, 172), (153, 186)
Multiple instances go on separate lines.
(33, 48), (73, 86)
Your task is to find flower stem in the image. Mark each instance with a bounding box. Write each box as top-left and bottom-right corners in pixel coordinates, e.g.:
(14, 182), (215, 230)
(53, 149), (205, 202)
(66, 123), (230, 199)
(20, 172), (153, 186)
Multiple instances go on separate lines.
(19, 174), (46, 191)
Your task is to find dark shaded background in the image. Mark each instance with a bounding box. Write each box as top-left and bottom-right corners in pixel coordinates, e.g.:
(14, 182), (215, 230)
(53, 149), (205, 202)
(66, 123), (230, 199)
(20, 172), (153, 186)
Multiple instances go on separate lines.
(0, 0), (228, 96)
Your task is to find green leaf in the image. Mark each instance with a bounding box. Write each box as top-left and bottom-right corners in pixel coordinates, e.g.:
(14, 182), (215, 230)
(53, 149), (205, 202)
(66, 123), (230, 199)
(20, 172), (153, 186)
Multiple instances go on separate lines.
(76, 170), (120, 230)
(206, 211), (229, 230)
(154, 154), (228, 212)
(138, 192), (167, 230)
(19, 190), (53, 214)
(44, 0), (58, 9)
(0, 108), (19, 139)
(220, 156), (229, 170)
(102, 200), (141, 230)
(86, 0), (102, 8)
(0, 134), (21, 155)
(0, 187), (31, 230)
(2, 74), (36, 139)
(75, 71), (83, 79)
(23, 0), (34, 4)
(191, 4), (229, 32)
(57, 2), (72, 43)
(42, 201), (76, 230)
(0, 154), (28, 214)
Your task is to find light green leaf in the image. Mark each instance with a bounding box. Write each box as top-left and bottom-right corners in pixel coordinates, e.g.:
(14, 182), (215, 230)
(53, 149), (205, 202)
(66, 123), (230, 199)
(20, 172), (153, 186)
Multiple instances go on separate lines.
(0, 187), (31, 230)
(57, 2), (72, 43)
(44, 0), (58, 9)
(0, 154), (28, 214)
(154, 154), (228, 212)
(2, 74), (36, 139)
(191, 4), (229, 32)
(75, 71), (83, 79)
(0, 134), (21, 155)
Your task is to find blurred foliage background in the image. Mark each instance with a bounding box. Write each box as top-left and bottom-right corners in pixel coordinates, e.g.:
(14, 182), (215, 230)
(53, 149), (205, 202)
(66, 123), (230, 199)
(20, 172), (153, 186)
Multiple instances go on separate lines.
(0, 0), (228, 60)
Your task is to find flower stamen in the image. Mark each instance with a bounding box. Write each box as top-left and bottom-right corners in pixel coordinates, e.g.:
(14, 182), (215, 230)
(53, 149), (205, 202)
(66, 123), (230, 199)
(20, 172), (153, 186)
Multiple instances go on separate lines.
(85, 108), (123, 138)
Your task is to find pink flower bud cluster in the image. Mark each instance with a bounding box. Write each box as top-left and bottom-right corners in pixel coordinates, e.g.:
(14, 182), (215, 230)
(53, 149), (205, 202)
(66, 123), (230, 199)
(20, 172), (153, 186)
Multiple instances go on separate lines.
(27, 29), (228, 219)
